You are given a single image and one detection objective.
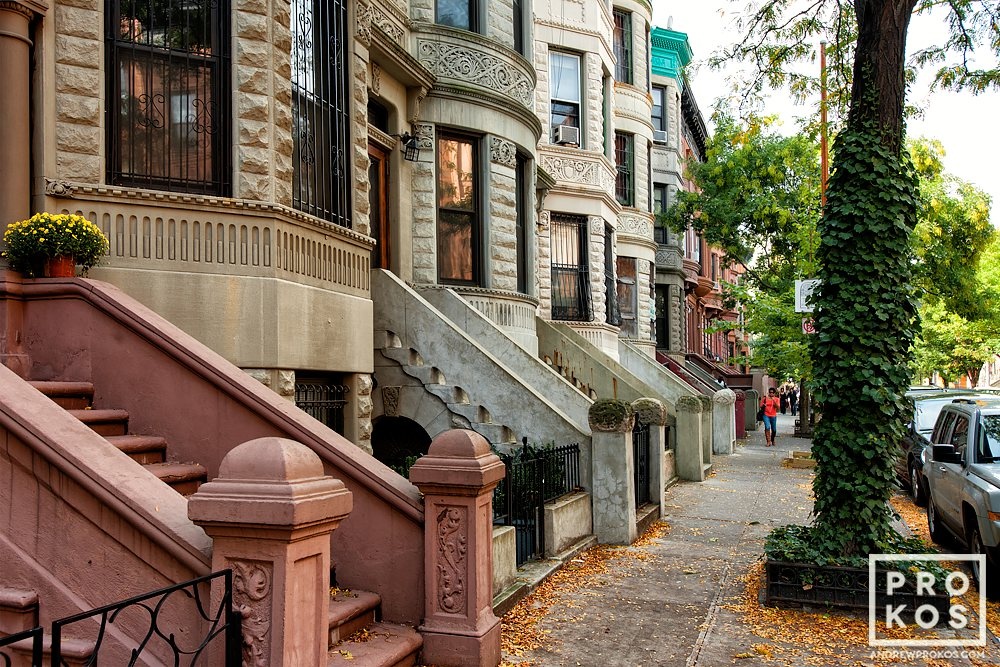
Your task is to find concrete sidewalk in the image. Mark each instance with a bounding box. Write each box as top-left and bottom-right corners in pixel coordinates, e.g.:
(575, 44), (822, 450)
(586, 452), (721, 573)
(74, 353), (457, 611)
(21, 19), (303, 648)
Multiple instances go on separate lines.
(514, 413), (816, 666)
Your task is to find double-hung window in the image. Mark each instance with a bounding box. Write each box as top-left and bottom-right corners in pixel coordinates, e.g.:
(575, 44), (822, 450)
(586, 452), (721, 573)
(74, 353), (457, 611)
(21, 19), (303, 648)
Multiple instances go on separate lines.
(616, 256), (637, 337)
(613, 9), (632, 84)
(550, 52), (581, 144)
(437, 132), (480, 285)
(107, 0), (230, 194)
(615, 132), (634, 206)
(437, 0), (477, 31)
(291, 0), (352, 227)
(550, 214), (592, 321)
(651, 86), (666, 132)
(653, 184), (668, 243)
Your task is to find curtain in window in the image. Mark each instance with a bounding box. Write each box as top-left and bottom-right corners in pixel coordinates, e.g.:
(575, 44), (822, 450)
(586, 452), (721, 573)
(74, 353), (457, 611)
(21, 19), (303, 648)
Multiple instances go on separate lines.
(437, 136), (477, 283)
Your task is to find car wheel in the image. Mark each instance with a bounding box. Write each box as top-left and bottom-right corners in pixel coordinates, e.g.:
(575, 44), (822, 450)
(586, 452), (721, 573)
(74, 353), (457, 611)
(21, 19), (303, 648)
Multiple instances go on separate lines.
(968, 524), (1000, 598)
(909, 461), (927, 506)
(927, 497), (945, 544)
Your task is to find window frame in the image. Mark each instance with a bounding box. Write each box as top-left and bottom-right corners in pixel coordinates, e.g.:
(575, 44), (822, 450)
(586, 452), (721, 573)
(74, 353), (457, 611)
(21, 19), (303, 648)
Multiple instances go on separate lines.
(613, 9), (633, 84)
(436, 131), (482, 286)
(106, 0), (231, 195)
(615, 131), (634, 207)
(616, 256), (638, 337)
(651, 86), (667, 132)
(550, 213), (593, 322)
(549, 50), (582, 144)
(436, 0), (479, 32)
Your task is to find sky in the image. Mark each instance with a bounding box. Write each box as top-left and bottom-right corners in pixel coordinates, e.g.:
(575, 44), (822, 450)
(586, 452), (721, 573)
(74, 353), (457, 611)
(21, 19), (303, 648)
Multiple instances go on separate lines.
(651, 1), (1000, 221)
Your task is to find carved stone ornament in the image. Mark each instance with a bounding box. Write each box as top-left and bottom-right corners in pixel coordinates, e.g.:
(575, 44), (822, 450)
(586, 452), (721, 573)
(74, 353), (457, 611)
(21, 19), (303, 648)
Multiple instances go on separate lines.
(631, 398), (667, 426)
(372, 5), (406, 45)
(0, 1), (34, 20)
(370, 62), (382, 96)
(676, 395), (703, 414)
(618, 215), (653, 239)
(413, 123), (434, 150)
(356, 2), (372, 46)
(537, 210), (551, 230)
(382, 386), (401, 417)
(231, 560), (273, 667)
(540, 155), (614, 191)
(489, 137), (516, 168)
(416, 40), (532, 108)
(44, 178), (72, 196)
(357, 373), (374, 395)
(436, 506), (468, 614)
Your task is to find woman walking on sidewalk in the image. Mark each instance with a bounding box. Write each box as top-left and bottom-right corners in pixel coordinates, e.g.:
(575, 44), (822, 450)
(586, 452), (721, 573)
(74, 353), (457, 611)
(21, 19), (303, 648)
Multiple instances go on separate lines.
(761, 387), (781, 446)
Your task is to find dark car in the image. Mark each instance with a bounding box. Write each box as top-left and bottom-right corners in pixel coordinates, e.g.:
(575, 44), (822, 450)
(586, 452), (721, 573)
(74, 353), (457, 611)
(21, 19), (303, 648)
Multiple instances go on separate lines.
(895, 390), (997, 504)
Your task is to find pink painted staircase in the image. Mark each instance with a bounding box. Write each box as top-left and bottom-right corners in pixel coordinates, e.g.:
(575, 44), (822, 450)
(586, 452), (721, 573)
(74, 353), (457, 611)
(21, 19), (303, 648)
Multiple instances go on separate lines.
(30, 380), (208, 496)
(21, 380), (423, 666)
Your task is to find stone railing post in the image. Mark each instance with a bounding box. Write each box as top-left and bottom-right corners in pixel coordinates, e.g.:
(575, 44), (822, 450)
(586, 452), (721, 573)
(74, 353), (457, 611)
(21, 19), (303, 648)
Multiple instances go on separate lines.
(675, 396), (704, 481)
(734, 390), (746, 439)
(632, 398), (668, 519)
(588, 399), (637, 544)
(188, 437), (353, 667)
(712, 388), (737, 455)
(744, 389), (760, 431)
(698, 395), (713, 467)
(409, 430), (505, 667)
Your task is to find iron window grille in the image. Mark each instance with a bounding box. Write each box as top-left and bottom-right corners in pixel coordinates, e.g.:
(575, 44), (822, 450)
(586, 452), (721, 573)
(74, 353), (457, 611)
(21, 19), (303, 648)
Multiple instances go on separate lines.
(291, 0), (352, 228)
(295, 377), (349, 435)
(550, 214), (593, 321)
(613, 9), (633, 84)
(437, 132), (481, 285)
(604, 225), (621, 327)
(106, 0), (231, 195)
(615, 132), (634, 206)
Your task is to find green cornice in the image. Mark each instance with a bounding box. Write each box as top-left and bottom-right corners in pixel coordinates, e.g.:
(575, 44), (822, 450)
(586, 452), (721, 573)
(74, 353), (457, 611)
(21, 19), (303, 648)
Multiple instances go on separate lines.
(651, 26), (692, 82)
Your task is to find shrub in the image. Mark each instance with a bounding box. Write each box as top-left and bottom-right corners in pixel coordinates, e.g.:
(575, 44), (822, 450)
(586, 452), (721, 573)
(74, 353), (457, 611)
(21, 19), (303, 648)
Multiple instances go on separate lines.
(3, 213), (109, 276)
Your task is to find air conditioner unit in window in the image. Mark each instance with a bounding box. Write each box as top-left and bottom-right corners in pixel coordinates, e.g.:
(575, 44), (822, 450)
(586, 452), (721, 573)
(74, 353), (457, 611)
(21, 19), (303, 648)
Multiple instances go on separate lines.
(653, 130), (668, 144)
(554, 125), (580, 146)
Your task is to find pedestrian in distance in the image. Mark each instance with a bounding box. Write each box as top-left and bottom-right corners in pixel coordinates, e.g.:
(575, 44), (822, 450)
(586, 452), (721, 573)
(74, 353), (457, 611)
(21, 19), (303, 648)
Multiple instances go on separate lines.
(779, 386), (788, 414)
(761, 387), (781, 446)
(789, 385), (799, 416)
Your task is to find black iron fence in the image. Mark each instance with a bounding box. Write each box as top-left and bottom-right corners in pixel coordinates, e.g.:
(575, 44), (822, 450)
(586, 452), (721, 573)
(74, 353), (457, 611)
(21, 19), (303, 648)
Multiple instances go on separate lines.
(0, 570), (242, 667)
(633, 419), (651, 508)
(0, 625), (42, 667)
(493, 443), (582, 565)
(295, 380), (349, 435)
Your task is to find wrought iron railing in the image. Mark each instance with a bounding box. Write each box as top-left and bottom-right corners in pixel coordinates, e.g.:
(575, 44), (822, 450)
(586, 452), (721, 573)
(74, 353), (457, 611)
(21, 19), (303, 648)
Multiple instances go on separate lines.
(51, 570), (241, 666)
(295, 381), (349, 435)
(633, 419), (651, 508)
(493, 443), (582, 565)
(0, 626), (43, 667)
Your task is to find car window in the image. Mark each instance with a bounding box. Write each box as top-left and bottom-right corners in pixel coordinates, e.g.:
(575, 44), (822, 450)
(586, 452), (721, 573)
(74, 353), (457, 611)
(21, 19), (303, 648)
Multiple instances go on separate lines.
(915, 398), (954, 432)
(933, 412), (956, 444)
(980, 415), (1000, 463)
(950, 415), (970, 457)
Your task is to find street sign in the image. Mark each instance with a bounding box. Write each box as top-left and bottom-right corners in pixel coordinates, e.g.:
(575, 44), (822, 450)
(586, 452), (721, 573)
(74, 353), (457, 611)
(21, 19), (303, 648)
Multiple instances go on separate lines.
(795, 279), (820, 313)
(802, 318), (816, 335)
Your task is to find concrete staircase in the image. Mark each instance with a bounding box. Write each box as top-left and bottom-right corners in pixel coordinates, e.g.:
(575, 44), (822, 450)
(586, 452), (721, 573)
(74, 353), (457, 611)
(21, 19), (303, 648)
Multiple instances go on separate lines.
(29, 381), (207, 495)
(377, 329), (517, 446)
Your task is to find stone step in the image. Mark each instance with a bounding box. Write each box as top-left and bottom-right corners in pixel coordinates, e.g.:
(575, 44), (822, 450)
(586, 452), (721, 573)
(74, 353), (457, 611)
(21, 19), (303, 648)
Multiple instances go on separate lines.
(0, 588), (39, 633)
(67, 409), (130, 436)
(105, 435), (168, 465)
(4, 634), (94, 667)
(143, 462), (207, 496)
(380, 347), (423, 368)
(328, 589), (380, 646)
(471, 422), (516, 446)
(326, 622), (422, 667)
(29, 380), (94, 409)
(447, 402), (489, 425)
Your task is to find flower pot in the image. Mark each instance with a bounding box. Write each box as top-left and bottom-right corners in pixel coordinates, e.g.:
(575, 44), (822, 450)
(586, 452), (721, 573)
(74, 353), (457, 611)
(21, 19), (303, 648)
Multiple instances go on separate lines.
(44, 255), (76, 278)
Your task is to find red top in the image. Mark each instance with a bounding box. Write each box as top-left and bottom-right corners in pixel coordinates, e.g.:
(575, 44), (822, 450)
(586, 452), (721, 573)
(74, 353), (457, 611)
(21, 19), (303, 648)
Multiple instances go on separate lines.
(761, 396), (780, 418)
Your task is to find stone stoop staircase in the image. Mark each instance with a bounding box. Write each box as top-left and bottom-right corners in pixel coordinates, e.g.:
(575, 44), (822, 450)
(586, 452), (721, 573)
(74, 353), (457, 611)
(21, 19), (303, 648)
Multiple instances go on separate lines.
(377, 329), (516, 446)
(326, 589), (421, 666)
(29, 381), (207, 495)
(0, 587), (94, 666)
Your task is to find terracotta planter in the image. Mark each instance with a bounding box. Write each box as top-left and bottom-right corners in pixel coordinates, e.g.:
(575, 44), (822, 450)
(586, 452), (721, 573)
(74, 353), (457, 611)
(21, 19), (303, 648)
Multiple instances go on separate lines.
(44, 255), (75, 277)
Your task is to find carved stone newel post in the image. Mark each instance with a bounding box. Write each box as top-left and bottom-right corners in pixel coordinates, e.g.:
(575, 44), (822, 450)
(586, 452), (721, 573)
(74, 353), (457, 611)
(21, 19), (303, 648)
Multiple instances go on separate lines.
(189, 437), (353, 667)
(409, 429), (505, 667)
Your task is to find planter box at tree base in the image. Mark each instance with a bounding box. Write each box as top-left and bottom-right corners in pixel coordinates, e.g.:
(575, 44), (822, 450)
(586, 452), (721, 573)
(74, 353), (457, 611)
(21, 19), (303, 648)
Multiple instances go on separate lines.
(764, 560), (951, 620)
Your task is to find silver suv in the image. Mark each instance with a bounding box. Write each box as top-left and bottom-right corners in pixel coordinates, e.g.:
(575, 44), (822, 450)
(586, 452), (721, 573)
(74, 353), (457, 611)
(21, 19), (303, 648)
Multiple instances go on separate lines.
(924, 396), (1000, 596)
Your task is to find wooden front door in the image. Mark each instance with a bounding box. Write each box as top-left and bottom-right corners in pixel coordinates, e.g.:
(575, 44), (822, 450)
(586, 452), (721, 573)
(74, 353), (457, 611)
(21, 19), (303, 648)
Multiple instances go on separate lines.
(367, 142), (390, 269)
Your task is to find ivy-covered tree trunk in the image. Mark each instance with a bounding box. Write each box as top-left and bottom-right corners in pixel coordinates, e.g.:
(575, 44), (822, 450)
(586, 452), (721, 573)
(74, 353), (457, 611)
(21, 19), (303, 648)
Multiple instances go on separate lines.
(809, 0), (920, 557)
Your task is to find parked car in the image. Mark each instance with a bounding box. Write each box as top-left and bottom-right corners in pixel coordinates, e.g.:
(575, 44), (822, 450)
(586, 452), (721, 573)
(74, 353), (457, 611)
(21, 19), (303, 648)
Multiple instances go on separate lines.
(895, 389), (987, 505)
(923, 396), (1000, 596)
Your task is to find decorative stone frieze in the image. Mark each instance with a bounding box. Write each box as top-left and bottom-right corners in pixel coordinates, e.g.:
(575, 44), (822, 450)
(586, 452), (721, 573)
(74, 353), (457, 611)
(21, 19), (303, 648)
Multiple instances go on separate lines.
(413, 122), (435, 151)
(435, 506), (468, 614)
(539, 153), (616, 191)
(416, 39), (532, 108)
(588, 399), (635, 433)
(231, 560), (273, 667)
(632, 397), (667, 426)
(370, 62), (382, 95)
(372, 4), (406, 45)
(382, 386), (401, 416)
(618, 214), (653, 240)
